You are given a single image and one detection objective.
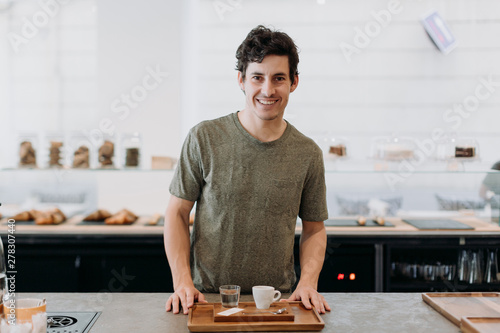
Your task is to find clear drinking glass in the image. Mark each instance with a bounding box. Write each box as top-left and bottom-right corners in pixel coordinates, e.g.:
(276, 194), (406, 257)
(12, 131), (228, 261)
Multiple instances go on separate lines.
(485, 249), (499, 284)
(458, 250), (469, 282)
(219, 285), (240, 308)
(468, 251), (483, 284)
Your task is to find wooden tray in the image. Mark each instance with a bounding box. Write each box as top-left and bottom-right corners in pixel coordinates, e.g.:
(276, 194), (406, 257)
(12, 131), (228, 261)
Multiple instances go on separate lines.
(188, 301), (324, 332)
(213, 302), (294, 322)
(461, 317), (500, 333)
(422, 293), (500, 326)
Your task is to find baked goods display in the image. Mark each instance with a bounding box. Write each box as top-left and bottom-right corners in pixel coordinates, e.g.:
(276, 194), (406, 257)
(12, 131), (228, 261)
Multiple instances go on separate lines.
(19, 141), (37, 167)
(11, 208), (66, 225)
(104, 209), (137, 225)
(49, 141), (63, 167)
(329, 144), (347, 157)
(83, 209), (112, 221)
(73, 145), (90, 168)
(125, 148), (140, 167)
(98, 140), (115, 167)
(357, 216), (366, 226)
(82, 208), (138, 225)
(455, 146), (476, 158)
(375, 143), (414, 161)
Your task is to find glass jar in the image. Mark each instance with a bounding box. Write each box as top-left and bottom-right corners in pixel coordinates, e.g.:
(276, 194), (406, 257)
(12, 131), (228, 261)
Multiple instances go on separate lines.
(69, 132), (94, 169)
(121, 132), (142, 169)
(98, 135), (116, 168)
(17, 133), (38, 168)
(44, 132), (65, 168)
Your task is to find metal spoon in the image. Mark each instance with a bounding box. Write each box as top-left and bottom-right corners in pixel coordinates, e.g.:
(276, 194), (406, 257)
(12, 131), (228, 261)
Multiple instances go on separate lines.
(242, 307), (287, 315)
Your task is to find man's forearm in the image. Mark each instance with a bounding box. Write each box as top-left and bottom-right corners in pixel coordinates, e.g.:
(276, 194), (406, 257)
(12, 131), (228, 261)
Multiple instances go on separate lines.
(163, 198), (195, 289)
(298, 222), (327, 288)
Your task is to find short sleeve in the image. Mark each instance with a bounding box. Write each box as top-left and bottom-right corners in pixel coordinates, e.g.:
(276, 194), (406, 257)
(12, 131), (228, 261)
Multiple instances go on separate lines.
(169, 129), (204, 202)
(298, 146), (329, 222)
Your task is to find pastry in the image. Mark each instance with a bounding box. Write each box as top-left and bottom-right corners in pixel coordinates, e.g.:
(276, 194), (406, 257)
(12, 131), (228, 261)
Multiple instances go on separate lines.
(11, 210), (42, 221)
(148, 213), (162, 225)
(125, 148), (140, 167)
(35, 208), (66, 225)
(99, 140), (114, 167)
(12, 211), (31, 221)
(19, 141), (36, 166)
(73, 146), (90, 168)
(329, 144), (346, 157)
(83, 209), (112, 221)
(455, 146), (475, 158)
(105, 209), (137, 225)
(375, 216), (385, 226)
(357, 216), (366, 226)
(49, 141), (63, 167)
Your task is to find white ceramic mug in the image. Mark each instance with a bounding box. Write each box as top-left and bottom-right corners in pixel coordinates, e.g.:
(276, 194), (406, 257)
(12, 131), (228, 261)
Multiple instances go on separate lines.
(252, 286), (281, 309)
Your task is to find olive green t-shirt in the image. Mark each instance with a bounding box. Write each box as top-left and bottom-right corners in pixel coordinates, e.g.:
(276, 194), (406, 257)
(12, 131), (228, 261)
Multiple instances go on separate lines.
(169, 112), (328, 293)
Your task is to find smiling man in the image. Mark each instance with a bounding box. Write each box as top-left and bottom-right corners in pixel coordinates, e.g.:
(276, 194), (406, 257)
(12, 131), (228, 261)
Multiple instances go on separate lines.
(164, 25), (330, 315)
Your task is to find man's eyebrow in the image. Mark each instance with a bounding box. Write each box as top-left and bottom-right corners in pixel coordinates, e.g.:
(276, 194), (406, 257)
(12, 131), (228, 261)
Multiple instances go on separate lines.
(249, 71), (288, 76)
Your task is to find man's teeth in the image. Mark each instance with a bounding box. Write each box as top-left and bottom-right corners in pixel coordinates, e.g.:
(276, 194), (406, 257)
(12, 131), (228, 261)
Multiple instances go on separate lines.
(258, 100), (277, 105)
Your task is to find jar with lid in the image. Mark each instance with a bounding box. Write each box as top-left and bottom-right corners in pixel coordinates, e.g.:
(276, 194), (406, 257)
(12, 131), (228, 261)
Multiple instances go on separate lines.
(98, 134), (116, 168)
(69, 132), (95, 169)
(44, 132), (65, 168)
(17, 133), (38, 168)
(121, 132), (142, 169)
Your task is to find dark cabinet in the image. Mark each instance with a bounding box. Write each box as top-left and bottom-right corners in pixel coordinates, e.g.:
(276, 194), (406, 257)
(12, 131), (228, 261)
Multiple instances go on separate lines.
(4, 236), (173, 293)
(384, 237), (500, 292)
(2, 234), (500, 293)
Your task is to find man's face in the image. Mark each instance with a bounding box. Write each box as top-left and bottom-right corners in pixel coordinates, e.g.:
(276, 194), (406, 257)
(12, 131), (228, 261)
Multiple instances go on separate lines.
(238, 55), (298, 122)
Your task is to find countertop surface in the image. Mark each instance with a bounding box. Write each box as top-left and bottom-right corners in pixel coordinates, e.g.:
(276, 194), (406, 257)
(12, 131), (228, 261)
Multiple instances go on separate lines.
(2, 216), (500, 237)
(20, 292), (461, 333)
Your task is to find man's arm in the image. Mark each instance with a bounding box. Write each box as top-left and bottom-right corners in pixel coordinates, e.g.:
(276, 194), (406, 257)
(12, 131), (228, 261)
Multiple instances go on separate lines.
(164, 195), (206, 314)
(283, 220), (330, 314)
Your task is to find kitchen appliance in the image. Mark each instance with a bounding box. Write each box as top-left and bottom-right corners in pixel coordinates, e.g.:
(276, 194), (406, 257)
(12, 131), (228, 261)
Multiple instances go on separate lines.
(47, 312), (100, 333)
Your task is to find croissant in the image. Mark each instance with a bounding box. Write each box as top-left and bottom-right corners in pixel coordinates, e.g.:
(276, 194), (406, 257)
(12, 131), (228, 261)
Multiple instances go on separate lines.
(35, 208), (66, 225)
(12, 211), (31, 221)
(105, 209), (137, 225)
(83, 209), (112, 221)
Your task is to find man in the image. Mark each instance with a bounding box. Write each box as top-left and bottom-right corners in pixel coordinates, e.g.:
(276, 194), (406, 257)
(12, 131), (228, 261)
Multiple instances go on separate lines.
(164, 25), (330, 315)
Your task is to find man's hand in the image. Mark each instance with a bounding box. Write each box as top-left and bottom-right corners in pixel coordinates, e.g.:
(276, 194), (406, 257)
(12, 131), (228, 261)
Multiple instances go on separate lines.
(282, 285), (330, 314)
(165, 284), (207, 315)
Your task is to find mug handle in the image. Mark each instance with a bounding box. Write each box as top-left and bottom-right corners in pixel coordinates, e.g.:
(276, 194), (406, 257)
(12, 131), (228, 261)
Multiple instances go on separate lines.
(273, 290), (281, 302)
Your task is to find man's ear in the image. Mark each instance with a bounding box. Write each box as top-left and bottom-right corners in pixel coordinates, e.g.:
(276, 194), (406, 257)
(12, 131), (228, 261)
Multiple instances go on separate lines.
(290, 75), (299, 93)
(237, 71), (245, 92)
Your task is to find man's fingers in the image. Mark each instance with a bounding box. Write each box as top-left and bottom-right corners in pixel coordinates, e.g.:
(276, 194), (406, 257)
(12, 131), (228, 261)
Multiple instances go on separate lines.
(197, 292), (207, 303)
(181, 290), (192, 315)
(311, 295), (325, 314)
(165, 297), (172, 312)
(170, 294), (181, 314)
(300, 292), (312, 309)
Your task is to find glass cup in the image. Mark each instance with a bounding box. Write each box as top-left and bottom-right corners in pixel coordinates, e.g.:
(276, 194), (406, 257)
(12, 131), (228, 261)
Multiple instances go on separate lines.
(457, 250), (469, 282)
(219, 285), (240, 308)
(2, 298), (47, 333)
(468, 251), (483, 284)
(485, 249), (499, 284)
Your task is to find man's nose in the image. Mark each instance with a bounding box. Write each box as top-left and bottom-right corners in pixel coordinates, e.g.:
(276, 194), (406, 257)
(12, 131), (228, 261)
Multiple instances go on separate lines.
(261, 79), (275, 96)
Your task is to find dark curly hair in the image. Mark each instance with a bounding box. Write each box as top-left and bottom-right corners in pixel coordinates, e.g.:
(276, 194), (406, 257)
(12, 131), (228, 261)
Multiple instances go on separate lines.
(236, 25), (299, 85)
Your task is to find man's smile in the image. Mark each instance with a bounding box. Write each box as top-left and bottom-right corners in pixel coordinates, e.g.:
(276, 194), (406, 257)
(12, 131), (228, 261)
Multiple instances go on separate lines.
(257, 99), (278, 105)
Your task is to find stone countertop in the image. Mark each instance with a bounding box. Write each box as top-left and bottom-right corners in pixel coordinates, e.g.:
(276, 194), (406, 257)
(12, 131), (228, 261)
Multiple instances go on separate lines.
(21, 292), (458, 333)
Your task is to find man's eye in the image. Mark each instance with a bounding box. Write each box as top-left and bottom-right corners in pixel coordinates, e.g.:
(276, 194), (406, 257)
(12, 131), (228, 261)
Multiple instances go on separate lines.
(252, 76), (262, 80)
(275, 77), (286, 81)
